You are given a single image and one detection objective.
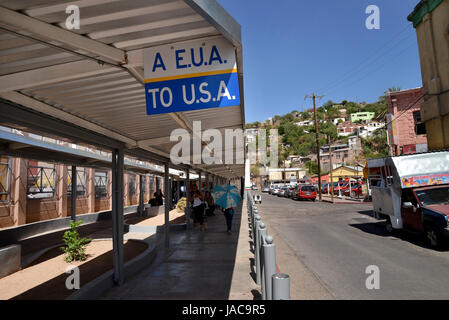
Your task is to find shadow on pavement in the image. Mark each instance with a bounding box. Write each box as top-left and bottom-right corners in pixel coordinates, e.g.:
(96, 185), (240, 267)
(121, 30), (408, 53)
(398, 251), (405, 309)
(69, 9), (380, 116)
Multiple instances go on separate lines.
(100, 204), (243, 299)
(349, 221), (449, 252)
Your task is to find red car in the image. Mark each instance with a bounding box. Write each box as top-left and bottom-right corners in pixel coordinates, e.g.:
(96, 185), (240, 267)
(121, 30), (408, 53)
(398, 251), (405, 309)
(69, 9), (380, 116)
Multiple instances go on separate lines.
(323, 182), (339, 194)
(343, 183), (363, 198)
(334, 181), (358, 195)
(292, 185), (317, 201)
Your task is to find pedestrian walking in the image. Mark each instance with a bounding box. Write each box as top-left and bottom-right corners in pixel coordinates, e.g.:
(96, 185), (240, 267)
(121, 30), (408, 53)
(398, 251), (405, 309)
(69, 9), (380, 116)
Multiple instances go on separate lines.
(212, 183), (241, 234)
(190, 184), (206, 231)
(224, 207), (235, 233)
(204, 191), (216, 216)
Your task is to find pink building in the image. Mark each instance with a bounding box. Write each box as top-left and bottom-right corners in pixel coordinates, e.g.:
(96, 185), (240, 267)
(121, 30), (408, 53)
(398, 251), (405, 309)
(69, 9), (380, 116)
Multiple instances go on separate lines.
(337, 121), (360, 136)
(386, 88), (427, 155)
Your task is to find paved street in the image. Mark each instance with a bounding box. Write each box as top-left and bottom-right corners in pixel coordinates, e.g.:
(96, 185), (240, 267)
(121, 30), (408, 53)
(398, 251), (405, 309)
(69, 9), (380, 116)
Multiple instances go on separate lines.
(257, 193), (449, 299)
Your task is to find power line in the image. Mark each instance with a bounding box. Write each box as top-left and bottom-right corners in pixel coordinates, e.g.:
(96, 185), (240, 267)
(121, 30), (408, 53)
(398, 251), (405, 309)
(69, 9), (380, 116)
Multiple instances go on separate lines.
(324, 40), (417, 95)
(318, 26), (415, 94)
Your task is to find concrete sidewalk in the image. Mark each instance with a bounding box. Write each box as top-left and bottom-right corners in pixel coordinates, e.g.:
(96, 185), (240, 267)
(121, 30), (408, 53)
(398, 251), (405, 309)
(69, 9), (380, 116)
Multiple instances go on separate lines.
(321, 194), (371, 204)
(100, 200), (260, 300)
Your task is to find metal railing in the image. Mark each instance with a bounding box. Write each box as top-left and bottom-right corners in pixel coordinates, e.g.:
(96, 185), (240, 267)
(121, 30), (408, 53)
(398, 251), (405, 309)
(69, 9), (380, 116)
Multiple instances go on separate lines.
(246, 191), (290, 300)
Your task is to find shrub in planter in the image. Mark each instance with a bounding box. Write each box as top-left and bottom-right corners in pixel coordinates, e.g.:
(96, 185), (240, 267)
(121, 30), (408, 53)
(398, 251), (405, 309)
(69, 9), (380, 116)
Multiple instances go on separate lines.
(61, 220), (91, 262)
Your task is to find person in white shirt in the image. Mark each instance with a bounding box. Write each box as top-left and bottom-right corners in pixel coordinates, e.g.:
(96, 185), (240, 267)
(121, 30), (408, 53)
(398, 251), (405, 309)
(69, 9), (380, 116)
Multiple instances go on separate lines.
(189, 184), (206, 230)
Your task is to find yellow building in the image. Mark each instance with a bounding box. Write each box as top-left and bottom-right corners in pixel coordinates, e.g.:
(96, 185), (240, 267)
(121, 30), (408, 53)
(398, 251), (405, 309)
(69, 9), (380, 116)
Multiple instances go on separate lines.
(329, 165), (364, 183)
(408, 0), (449, 150)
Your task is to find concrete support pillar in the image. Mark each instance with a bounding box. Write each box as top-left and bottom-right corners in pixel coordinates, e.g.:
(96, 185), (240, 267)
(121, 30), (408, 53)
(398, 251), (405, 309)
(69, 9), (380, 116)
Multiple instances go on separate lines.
(12, 158), (27, 226)
(111, 148), (124, 285)
(123, 173), (129, 207)
(86, 168), (95, 213)
(56, 164), (67, 217)
(71, 166), (77, 221)
(164, 163), (170, 248)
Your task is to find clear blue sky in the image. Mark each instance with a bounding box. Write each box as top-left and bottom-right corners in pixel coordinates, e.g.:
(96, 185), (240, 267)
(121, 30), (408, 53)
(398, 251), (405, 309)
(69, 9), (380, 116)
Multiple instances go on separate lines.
(217, 0), (423, 123)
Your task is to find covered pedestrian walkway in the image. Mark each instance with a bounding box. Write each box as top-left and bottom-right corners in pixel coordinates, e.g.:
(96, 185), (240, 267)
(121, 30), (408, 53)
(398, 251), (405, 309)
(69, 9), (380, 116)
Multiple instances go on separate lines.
(0, 0), (245, 289)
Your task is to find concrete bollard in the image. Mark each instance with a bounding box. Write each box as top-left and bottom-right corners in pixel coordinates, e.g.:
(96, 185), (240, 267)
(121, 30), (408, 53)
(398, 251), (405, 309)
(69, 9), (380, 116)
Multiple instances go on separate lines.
(263, 235), (276, 300)
(255, 217), (262, 285)
(258, 226), (267, 299)
(252, 208), (258, 237)
(272, 273), (290, 300)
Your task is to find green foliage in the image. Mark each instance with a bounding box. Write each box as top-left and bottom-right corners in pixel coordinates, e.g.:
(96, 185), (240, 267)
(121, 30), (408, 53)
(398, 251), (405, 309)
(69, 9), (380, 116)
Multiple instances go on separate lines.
(61, 220), (91, 262)
(299, 111), (311, 120)
(176, 197), (187, 212)
(305, 161), (318, 175)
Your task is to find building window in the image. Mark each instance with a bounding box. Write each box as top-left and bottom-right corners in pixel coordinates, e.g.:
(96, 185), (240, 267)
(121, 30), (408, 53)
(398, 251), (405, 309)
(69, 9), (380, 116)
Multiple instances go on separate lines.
(129, 175), (136, 196)
(0, 157), (10, 202)
(94, 170), (108, 199)
(67, 167), (87, 197)
(27, 161), (56, 199)
(413, 111), (426, 135)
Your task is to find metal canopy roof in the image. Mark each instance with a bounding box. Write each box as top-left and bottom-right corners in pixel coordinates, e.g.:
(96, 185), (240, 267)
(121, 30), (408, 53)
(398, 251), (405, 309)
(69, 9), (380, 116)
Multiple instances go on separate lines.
(0, 0), (245, 179)
(0, 126), (192, 177)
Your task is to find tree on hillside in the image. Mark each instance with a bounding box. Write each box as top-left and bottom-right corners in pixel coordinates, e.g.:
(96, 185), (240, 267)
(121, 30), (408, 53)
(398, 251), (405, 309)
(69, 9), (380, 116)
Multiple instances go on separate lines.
(299, 111), (312, 120)
(361, 128), (388, 159)
(379, 86), (401, 104)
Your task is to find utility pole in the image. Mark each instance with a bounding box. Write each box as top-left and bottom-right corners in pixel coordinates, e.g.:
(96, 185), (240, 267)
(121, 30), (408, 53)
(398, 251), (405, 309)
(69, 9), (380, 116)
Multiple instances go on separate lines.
(305, 93), (324, 201)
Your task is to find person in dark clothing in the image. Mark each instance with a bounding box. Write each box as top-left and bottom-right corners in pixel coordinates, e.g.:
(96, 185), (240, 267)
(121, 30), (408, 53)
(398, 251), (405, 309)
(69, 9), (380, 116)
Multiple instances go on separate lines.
(224, 207), (235, 233)
(190, 184), (206, 231)
(148, 192), (159, 206)
(155, 189), (164, 206)
(204, 191), (216, 216)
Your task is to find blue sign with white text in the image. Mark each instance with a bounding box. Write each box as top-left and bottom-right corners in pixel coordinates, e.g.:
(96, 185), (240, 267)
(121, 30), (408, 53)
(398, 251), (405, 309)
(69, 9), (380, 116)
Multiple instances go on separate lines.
(143, 38), (240, 115)
(145, 71), (240, 115)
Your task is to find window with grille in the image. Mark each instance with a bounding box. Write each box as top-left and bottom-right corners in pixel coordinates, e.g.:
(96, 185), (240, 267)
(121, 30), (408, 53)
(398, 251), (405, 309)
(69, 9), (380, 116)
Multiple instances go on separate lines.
(67, 167), (87, 197)
(94, 170), (108, 199)
(0, 157), (10, 202)
(129, 175), (136, 195)
(413, 111), (426, 135)
(27, 161), (56, 199)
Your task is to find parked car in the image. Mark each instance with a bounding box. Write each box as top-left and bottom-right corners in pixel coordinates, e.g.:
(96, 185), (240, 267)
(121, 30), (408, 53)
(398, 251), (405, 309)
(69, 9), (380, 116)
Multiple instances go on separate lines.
(333, 181), (349, 195)
(272, 187), (280, 196)
(323, 182), (339, 194)
(343, 183), (363, 198)
(292, 185), (317, 201)
(286, 187), (295, 198)
(278, 187), (287, 197)
(262, 186), (270, 193)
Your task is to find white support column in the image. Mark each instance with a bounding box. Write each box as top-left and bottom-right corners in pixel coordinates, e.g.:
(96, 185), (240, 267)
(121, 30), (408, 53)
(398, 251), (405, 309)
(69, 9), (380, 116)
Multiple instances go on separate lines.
(164, 163), (170, 248)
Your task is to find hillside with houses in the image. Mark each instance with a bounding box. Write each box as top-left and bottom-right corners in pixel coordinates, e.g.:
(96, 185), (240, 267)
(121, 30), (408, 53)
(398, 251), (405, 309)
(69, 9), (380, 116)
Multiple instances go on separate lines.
(245, 95), (390, 179)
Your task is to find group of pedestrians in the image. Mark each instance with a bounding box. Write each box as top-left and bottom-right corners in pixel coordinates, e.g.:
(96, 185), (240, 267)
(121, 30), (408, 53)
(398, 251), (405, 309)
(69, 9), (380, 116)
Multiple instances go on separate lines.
(189, 183), (236, 233)
(147, 182), (237, 233)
